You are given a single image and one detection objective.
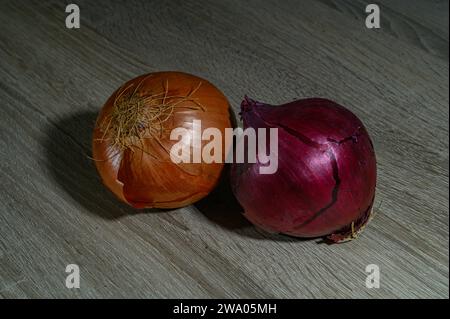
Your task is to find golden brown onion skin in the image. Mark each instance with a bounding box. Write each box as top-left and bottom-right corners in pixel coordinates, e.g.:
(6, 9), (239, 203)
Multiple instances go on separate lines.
(92, 72), (231, 209)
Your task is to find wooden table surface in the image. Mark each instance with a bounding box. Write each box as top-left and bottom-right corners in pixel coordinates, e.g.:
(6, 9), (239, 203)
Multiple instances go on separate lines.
(0, 0), (448, 299)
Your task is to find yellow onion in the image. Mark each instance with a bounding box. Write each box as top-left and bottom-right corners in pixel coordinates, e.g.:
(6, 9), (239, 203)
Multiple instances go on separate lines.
(92, 71), (231, 209)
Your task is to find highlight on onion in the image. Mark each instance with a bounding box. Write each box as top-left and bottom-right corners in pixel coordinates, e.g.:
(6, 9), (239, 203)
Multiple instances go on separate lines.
(92, 71), (231, 209)
(230, 97), (377, 243)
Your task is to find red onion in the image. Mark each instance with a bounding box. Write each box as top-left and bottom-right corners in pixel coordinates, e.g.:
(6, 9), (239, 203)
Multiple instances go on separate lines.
(230, 97), (377, 242)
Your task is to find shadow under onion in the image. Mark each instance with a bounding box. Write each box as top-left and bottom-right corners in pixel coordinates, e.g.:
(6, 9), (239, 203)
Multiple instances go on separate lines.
(194, 169), (302, 242)
(45, 109), (163, 220)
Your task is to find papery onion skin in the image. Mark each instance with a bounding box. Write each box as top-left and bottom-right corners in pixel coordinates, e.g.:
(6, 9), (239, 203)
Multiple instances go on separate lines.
(230, 97), (377, 242)
(92, 72), (231, 209)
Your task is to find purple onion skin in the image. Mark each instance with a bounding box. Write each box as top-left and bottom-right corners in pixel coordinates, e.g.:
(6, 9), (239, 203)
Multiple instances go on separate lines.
(230, 97), (377, 242)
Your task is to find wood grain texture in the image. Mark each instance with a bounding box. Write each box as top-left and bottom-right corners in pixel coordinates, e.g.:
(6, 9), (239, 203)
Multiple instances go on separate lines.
(0, 0), (448, 298)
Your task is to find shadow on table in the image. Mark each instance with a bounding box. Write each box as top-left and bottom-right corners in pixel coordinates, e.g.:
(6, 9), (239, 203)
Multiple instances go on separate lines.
(195, 166), (309, 242)
(44, 110), (161, 220)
